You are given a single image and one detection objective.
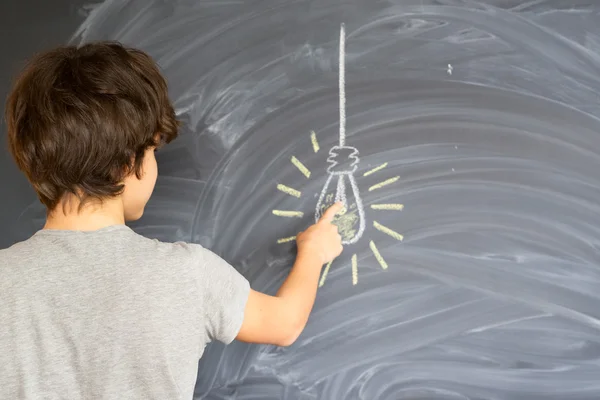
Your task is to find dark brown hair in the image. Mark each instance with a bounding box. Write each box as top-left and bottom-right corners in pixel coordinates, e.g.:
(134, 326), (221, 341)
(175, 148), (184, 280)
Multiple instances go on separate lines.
(5, 41), (179, 211)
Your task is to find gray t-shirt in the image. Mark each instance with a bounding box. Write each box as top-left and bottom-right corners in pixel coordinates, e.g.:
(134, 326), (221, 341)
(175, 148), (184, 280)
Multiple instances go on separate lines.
(0, 225), (250, 399)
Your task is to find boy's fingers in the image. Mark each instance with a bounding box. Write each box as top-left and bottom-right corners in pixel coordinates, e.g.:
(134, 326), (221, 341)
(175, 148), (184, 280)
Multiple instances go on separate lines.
(320, 202), (344, 222)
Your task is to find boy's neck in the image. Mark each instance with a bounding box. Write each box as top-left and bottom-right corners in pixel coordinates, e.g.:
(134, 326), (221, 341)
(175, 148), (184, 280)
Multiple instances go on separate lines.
(44, 196), (126, 231)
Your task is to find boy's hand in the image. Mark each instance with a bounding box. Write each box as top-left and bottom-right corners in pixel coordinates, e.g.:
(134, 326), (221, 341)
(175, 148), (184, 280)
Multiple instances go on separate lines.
(296, 202), (344, 265)
(236, 202), (344, 347)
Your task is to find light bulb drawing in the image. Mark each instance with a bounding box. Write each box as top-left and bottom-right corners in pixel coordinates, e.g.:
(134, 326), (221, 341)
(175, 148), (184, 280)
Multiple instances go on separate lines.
(313, 23), (365, 245)
(272, 23), (405, 286)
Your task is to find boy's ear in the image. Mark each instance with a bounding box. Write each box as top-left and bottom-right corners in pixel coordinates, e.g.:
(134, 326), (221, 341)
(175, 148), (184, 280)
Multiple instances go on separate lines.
(118, 156), (138, 182)
(153, 132), (164, 149)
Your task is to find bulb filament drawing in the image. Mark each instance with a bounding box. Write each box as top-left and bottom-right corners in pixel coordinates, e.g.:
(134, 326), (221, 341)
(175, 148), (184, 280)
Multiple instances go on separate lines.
(314, 23), (366, 245)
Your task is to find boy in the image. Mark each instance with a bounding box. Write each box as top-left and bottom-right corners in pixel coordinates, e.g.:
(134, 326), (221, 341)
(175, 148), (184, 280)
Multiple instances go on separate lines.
(1, 42), (343, 399)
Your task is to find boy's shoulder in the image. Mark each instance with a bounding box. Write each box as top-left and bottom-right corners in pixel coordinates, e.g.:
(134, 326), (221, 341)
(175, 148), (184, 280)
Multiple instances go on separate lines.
(0, 226), (214, 275)
(1, 225), (250, 347)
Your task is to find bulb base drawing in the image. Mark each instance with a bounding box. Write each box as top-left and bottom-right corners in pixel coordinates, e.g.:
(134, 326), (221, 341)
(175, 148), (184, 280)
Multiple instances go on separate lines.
(326, 146), (359, 175)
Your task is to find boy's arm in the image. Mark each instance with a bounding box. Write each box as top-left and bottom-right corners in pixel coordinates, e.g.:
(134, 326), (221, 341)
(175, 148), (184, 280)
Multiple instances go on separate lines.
(235, 203), (344, 346)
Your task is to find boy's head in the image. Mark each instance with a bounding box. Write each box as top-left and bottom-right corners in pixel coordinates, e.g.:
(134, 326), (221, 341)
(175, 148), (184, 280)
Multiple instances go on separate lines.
(5, 42), (179, 220)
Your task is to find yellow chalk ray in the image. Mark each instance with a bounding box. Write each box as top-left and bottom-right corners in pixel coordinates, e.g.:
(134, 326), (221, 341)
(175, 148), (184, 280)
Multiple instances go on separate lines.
(319, 261), (332, 287)
(368, 176), (400, 192)
(371, 203), (404, 211)
(310, 131), (320, 153)
(291, 156), (311, 178)
(277, 236), (296, 244)
(363, 162), (388, 176)
(272, 210), (304, 218)
(373, 221), (404, 241)
(369, 240), (388, 270)
(351, 254), (358, 285)
(277, 184), (301, 198)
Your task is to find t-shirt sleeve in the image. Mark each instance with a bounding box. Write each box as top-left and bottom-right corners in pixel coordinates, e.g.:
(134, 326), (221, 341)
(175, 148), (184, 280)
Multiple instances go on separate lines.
(192, 245), (250, 344)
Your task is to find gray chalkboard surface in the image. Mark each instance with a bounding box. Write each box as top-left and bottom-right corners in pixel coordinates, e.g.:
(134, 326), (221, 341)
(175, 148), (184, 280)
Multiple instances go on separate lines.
(3, 1), (600, 399)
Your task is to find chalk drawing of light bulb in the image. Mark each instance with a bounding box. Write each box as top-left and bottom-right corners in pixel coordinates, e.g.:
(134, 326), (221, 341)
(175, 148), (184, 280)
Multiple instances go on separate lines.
(273, 23), (405, 286)
(314, 23), (365, 245)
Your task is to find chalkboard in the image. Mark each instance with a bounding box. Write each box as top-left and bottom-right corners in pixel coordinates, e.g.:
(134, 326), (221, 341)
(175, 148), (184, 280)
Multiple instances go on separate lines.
(3, 1), (600, 399)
